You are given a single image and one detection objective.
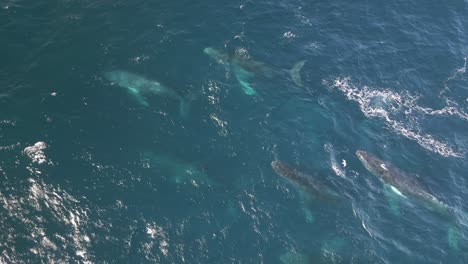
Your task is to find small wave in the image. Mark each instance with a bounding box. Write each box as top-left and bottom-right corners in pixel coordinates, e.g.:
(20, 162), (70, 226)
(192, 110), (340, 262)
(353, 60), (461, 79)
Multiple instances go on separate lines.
(146, 223), (170, 256)
(441, 56), (468, 107)
(445, 56), (467, 83)
(413, 106), (468, 121)
(324, 143), (346, 178)
(294, 7), (313, 26)
(352, 205), (375, 239)
(130, 55), (150, 64)
(386, 119), (462, 158)
(210, 113), (229, 137)
(0, 142), (20, 151)
(283, 31), (296, 39)
(0, 178), (92, 262)
(0, 120), (16, 125)
(0, 121), (19, 151)
(330, 77), (463, 157)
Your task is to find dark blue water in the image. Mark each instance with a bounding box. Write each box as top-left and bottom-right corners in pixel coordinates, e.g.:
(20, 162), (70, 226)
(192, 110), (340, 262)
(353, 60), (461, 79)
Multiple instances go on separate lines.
(1, 0), (468, 263)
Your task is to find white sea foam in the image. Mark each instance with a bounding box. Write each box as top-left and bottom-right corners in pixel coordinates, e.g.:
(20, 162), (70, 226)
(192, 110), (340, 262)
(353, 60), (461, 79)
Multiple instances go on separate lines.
(210, 113), (229, 136)
(145, 223), (169, 257)
(283, 31), (296, 39)
(352, 205), (375, 238)
(130, 55), (149, 64)
(0, 142), (20, 151)
(294, 7), (313, 26)
(0, 120), (19, 151)
(0, 178), (92, 262)
(0, 120), (16, 125)
(204, 80), (222, 105)
(304, 41), (321, 52)
(446, 56), (467, 82)
(234, 47), (250, 58)
(23, 142), (50, 165)
(330, 77), (463, 157)
(441, 56), (468, 107)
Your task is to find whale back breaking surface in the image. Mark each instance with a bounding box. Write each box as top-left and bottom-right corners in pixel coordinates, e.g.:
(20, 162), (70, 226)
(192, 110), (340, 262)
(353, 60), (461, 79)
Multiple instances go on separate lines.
(271, 160), (338, 201)
(356, 150), (452, 215)
(232, 54), (271, 77)
(104, 70), (179, 98)
(356, 150), (427, 194)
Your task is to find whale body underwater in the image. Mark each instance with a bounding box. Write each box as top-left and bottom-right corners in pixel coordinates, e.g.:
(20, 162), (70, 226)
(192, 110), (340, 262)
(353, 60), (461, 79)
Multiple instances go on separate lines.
(271, 160), (339, 201)
(204, 47), (306, 95)
(104, 70), (193, 118)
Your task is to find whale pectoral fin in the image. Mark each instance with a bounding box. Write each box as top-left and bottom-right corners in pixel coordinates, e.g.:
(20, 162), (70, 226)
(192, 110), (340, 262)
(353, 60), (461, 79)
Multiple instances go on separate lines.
(136, 95), (150, 107)
(301, 207), (315, 223)
(289, 60), (306, 87)
(298, 189), (314, 204)
(298, 190), (315, 223)
(127, 87), (149, 107)
(279, 250), (310, 264)
(179, 92), (197, 120)
(389, 185), (407, 199)
(448, 226), (460, 252)
(233, 67), (257, 95)
(383, 184), (402, 216)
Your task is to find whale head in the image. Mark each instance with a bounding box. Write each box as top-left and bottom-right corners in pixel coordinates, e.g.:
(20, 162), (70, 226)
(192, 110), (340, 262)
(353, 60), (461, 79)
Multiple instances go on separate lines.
(103, 70), (134, 85)
(271, 160), (297, 181)
(204, 47), (229, 63)
(356, 150), (370, 165)
(356, 150), (389, 179)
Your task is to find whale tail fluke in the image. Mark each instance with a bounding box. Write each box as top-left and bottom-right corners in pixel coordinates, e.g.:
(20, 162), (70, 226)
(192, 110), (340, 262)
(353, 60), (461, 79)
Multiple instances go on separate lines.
(448, 225), (461, 251)
(233, 67), (256, 95)
(179, 92), (197, 119)
(444, 207), (468, 253)
(132, 91), (150, 107)
(279, 251), (310, 264)
(289, 60), (306, 87)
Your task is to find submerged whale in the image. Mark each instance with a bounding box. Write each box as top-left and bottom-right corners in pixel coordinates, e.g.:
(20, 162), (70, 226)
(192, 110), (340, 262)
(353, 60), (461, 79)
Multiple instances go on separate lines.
(104, 70), (193, 118)
(271, 160), (339, 201)
(356, 150), (451, 215)
(204, 47), (306, 95)
(141, 151), (214, 187)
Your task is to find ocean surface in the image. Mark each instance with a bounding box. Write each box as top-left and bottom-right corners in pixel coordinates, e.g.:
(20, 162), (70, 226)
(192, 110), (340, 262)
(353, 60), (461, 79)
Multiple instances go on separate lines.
(1, 0), (468, 263)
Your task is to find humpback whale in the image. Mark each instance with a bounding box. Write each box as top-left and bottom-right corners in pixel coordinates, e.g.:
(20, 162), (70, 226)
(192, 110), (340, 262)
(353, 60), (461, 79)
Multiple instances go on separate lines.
(271, 160), (339, 202)
(104, 70), (194, 118)
(356, 150), (467, 251)
(272, 160), (339, 223)
(141, 151), (214, 187)
(204, 47), (306, 95)
(356, 150), (451, 215)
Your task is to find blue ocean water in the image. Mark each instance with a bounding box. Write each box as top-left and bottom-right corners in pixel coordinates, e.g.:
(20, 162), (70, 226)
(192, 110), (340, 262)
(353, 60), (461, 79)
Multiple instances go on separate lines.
(1, 0), (468, 263)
